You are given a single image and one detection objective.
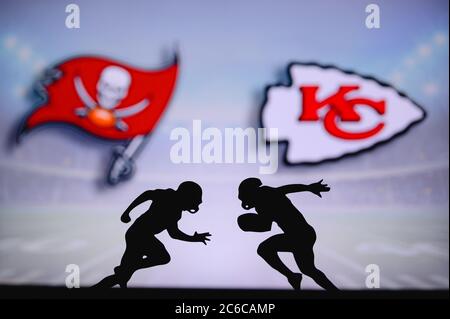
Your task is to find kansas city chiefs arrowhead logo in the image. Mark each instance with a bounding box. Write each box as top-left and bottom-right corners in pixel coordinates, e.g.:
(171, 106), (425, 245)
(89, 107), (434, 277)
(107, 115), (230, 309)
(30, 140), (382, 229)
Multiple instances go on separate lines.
(261, 62), (426, 164)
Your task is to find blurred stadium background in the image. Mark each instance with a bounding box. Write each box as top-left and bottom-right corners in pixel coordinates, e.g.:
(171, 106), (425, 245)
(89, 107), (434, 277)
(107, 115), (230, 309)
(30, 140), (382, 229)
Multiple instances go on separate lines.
(0, 0), (448, 289)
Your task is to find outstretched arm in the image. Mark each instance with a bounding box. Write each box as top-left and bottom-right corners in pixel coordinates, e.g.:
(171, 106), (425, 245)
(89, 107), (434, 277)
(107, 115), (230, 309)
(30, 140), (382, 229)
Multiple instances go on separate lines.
(120, 190), (154, 223)
(167, 223), (211, 245)
(277, 179), (330, 198)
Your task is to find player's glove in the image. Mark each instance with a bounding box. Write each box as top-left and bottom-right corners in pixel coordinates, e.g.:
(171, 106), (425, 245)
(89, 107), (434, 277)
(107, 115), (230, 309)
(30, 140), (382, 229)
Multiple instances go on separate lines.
(308, 179), (330, 198)
(193, 231), (211, 245)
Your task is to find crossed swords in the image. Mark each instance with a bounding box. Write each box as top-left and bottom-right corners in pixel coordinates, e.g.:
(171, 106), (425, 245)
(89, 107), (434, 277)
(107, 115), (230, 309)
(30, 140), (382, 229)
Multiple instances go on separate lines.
(72, 76), (151, 185)
(73, 77), (150, 131)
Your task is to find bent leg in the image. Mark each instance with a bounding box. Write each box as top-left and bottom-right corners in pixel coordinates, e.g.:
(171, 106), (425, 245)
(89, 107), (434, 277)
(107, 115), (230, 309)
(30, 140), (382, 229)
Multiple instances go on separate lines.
(113, 246), (142, 288)
(136, 236), (171, 270)
(100, 236), (171, 288)
(257, 234), (302, 289)
(294, 248), (339, 291)
(93, 248), (139, 288)
(92, 274), (120, 288)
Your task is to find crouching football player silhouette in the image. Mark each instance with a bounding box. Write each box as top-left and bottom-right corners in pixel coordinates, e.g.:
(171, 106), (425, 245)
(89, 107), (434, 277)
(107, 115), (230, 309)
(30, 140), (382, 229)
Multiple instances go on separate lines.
(237, 178), (338, 291)
(93, 181), (211, 288)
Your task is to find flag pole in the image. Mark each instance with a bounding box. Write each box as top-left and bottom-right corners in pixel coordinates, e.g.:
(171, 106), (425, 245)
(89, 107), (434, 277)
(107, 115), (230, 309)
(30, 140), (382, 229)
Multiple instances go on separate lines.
(106, 134), (146, 185)
(106, 49), (178, 186)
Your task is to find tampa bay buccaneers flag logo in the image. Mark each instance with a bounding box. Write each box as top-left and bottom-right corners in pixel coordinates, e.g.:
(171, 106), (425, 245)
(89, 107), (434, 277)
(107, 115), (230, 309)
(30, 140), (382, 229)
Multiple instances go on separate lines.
(17, 55), (178, 185)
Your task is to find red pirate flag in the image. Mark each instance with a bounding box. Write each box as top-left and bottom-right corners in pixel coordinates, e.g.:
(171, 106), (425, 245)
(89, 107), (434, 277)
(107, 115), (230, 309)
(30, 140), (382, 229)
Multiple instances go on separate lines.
(21, 56), (178, 139)
(18, 55), (178, 185)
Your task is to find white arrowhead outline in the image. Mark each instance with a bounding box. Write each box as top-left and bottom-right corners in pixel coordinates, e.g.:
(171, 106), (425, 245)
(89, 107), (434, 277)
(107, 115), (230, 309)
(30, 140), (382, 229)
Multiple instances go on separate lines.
(259, 62), (427, 165)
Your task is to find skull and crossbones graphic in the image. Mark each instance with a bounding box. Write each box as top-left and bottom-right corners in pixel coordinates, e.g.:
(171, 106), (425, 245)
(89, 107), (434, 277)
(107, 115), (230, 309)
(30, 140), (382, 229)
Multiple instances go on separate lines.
(74, 66), (149, 131)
